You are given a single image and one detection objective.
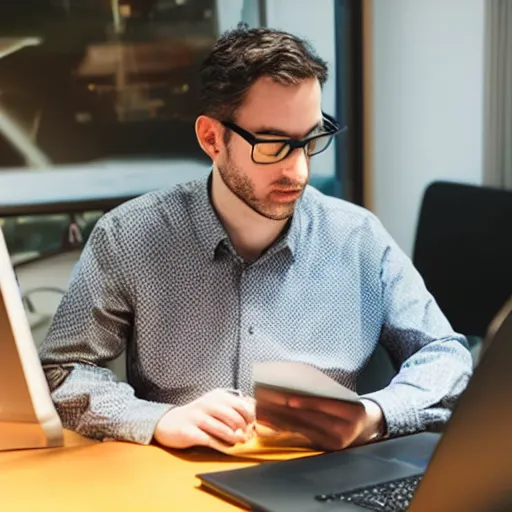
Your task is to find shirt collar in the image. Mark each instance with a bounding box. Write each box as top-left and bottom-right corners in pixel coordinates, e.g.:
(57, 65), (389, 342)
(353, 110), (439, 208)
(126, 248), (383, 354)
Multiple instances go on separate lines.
(188, 173), (229, 260)
(188, 172), (302, 262)
(264, 202), (302, 262)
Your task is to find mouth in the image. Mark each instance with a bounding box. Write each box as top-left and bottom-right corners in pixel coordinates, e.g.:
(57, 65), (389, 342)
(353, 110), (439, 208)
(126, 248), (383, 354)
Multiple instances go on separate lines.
(269, 189), (303, 203)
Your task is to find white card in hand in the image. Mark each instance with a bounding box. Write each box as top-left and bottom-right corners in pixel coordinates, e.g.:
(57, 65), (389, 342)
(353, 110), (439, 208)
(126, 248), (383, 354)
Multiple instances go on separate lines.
(252, 361), (361, 403)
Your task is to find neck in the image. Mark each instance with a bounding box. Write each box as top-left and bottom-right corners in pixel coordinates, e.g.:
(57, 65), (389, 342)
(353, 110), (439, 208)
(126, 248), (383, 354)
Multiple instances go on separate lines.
(210, 168), (288, 262)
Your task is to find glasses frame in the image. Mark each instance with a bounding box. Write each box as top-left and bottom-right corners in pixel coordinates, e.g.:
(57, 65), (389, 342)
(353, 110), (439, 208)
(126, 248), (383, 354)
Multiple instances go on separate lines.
(220, 112), (347, 165)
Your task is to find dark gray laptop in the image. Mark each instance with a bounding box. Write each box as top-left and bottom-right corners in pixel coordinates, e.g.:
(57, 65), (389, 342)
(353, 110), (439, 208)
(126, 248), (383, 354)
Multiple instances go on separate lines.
(197, 297), (512, 511)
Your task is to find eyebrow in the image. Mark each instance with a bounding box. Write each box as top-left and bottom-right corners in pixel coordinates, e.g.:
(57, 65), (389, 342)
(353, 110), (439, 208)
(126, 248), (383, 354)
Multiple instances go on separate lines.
(253, 120), (324, 139)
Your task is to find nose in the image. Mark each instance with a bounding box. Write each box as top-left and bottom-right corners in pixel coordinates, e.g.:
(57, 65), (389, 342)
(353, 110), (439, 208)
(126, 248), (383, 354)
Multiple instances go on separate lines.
(281, 147), (309, 184)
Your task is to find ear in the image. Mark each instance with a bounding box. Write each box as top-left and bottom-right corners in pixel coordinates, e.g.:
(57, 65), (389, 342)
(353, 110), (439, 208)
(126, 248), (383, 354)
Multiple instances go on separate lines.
(195, 115), (224, 160)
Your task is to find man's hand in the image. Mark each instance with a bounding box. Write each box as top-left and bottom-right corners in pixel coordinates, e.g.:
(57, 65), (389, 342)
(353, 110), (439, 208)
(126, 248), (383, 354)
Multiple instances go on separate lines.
(255, 387), (384, 451)
(153, 389), (256, 450)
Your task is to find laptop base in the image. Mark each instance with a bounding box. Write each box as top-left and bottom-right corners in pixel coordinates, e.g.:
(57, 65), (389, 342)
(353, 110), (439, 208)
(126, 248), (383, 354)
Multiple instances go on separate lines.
(198, 433), (440, 512)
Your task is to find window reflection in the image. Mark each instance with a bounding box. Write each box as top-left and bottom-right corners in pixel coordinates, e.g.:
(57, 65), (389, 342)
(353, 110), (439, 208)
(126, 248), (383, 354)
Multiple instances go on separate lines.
(0, 1), (227, 264)
(0, 0), (219, 167)
(0, 210), (103, 263)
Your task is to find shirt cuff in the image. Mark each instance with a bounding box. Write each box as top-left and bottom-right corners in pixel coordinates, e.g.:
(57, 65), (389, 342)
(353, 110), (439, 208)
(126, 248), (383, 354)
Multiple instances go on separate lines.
(361, 386), (422, 437)
(116, 400), (174, 445)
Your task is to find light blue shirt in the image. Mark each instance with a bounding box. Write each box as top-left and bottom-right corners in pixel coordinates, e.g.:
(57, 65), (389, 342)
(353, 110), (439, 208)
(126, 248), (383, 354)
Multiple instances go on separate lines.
(39, 175), (472, 444)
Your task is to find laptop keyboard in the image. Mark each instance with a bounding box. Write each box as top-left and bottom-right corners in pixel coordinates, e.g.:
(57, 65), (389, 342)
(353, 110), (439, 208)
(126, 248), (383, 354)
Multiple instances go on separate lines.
(314, 474), (422, 511)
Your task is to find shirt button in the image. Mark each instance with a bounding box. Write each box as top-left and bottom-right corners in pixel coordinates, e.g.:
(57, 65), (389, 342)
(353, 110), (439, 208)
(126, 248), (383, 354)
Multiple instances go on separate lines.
(248, 326), (254, 335)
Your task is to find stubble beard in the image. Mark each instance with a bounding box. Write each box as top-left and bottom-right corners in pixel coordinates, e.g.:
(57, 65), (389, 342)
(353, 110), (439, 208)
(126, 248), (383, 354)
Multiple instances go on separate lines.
(217, 153), (306, 222)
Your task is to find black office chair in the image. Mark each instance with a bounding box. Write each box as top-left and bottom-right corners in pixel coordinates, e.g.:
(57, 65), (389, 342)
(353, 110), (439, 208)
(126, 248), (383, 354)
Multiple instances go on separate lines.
(356, 344), (398, 395)
(357, 180), (512, 394)
(412, 181), (512, 340)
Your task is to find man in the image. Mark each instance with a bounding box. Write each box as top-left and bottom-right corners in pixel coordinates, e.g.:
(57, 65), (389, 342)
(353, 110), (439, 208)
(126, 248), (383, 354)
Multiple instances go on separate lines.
(39, 25), (472, 452)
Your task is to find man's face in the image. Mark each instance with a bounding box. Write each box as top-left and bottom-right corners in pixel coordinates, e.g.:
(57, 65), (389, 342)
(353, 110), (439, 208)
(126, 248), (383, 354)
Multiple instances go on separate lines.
(217, 77), (323, 221)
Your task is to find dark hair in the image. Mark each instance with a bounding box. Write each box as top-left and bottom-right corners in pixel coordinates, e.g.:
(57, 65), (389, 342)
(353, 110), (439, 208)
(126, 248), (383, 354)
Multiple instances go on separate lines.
(199, 23), (329, 122)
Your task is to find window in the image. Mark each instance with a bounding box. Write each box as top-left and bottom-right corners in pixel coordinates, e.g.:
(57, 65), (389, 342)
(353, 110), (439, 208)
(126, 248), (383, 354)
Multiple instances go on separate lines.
(0, 1), (360, 265)
(0, 1), (220, 167)
(2, 210), (103, 264)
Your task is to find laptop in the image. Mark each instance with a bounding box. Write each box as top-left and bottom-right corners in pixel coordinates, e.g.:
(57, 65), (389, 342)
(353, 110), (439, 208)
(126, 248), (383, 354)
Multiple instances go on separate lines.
(197, 297), (512, 511)
(0, 227), (64, 451)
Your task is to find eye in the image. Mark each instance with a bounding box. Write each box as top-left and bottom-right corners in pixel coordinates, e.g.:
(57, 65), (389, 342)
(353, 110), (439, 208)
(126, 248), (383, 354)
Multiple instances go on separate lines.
(253, 141), (290, 163)
(306, 134), (332, 156)
(256, 141), (288, 157)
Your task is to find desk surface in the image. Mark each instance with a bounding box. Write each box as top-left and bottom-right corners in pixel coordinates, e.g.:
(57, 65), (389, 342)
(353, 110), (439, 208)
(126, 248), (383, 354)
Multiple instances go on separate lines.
(0, 430), (314, 511)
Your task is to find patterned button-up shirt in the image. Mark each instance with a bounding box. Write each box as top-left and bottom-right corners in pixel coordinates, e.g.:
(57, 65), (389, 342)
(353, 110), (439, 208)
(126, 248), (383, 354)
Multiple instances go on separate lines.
(39, 175), (473, 445)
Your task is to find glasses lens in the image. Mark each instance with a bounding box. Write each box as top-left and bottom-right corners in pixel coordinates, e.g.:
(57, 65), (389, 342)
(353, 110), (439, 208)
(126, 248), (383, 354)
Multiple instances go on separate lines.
(306, 134), (333, 156)
(253, 141), (291, 163)
(251, 132), (336, 164)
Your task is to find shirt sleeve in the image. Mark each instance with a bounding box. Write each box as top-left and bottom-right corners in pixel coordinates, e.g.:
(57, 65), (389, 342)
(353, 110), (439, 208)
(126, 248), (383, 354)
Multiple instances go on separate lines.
(38, 216), (172, 444)
(361, 220), (473, 437)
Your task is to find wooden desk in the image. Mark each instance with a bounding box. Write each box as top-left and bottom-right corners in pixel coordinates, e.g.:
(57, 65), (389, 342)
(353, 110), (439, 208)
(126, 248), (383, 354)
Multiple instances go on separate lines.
(0, 430), (315, 511)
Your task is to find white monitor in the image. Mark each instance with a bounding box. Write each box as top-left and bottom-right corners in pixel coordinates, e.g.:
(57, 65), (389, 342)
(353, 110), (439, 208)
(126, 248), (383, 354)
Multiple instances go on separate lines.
(0, 226), (63, 450)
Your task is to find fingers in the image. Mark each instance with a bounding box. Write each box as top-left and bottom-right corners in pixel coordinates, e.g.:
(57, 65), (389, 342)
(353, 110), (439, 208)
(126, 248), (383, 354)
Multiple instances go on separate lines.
(155, 391), (258, 450)
(196, 414), (247, 446)
(257, 400), (338, 436)
(207, 403), (253, 434)
(254, 386), (289, 406)
(255, 386), (365, 423)
(199, 390), (256, 441)
(187, 425), (219, 448)
(185, 425), (237, 453)
(288, 396), (365, 423)
(211, 391), (256, 426)
(256, 402), (354, 451)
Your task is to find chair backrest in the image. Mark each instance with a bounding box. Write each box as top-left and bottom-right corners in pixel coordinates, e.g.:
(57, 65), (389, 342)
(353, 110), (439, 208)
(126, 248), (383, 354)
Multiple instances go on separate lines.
(356, 344), (397, 395)
(412, 181), (512, 338)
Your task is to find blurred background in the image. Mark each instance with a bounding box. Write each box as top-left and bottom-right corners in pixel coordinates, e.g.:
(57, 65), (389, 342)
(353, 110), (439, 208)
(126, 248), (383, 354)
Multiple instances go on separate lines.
(0, 0), (510, 376)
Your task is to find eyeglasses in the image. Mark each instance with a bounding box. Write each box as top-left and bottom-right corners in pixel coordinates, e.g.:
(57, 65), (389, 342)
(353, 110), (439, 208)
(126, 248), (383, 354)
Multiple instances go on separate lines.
(220, 113), (347, 165)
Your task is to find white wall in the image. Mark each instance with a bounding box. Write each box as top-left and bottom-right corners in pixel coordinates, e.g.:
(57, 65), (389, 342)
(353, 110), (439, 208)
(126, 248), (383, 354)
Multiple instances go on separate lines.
(371, 0), (486, 255)
(266, 0), (337, 178)
(215, 0), (244, 33)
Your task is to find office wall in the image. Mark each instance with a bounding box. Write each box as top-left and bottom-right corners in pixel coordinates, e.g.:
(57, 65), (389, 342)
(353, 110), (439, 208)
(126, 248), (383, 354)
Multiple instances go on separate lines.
(371, 0), (486, 255)
(265, 0), (337, 179)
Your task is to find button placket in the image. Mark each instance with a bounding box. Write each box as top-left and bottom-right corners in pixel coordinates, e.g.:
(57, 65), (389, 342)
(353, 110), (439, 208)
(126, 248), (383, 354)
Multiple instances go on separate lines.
(237, 265), (261, 393)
